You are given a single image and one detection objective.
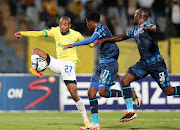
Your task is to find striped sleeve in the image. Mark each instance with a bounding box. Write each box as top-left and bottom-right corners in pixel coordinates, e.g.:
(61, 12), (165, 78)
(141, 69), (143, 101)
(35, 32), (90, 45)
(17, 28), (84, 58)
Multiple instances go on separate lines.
(94, 25), (106, 38)
(43, 27), (54, 37)
(126, 28), (135, 38)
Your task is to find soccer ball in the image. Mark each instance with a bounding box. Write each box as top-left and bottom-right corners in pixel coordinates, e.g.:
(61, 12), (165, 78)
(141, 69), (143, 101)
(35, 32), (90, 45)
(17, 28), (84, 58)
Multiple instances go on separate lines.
(32, 58), (48, 72)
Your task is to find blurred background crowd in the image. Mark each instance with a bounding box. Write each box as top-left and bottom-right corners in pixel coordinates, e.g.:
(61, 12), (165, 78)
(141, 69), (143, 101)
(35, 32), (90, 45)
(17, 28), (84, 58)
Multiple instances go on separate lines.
(0, 0), (179, 73)
(7, 0), (180, 38)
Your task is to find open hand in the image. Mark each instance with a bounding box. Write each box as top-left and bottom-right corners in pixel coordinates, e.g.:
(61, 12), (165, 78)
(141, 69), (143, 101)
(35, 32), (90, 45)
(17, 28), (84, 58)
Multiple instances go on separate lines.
(93, 39), (104, 47)
(15, 32), (21, 39)
(142, 25), (156, 31)
(63, 44), (73, 50)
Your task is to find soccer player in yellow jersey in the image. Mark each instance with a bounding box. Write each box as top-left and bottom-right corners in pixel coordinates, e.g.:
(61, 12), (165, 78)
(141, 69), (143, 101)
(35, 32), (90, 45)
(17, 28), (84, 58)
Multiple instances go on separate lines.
(15, 16), (90, 127)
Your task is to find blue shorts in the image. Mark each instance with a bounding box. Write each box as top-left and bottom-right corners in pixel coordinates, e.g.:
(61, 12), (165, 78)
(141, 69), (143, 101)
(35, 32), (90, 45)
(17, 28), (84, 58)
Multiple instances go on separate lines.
(128, 59), (170, 89)
(90, 61), (118, 90)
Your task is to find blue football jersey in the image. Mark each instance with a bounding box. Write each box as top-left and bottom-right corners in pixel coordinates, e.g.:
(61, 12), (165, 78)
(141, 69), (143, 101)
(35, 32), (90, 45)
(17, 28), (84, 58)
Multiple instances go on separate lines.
(126, 21), (160, 61)
(94, 24), (119, 61)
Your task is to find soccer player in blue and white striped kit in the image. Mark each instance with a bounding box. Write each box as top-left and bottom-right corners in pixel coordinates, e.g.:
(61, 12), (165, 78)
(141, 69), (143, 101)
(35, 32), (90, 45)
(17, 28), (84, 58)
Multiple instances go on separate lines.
(64, 12), (140, 129)
(95, 8), (180, 123)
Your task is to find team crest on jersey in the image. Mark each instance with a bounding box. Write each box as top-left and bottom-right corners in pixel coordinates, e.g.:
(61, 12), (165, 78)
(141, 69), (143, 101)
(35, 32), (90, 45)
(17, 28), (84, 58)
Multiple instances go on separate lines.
(134, 31), (137, 37)
(68, 38), (73, 43)
(101, 78), (106, 81)
(58, 43), (62, 47)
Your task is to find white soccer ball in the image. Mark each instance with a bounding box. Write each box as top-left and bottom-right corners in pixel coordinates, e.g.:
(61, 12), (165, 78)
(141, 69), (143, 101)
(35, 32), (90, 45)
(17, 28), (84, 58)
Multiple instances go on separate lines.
(32, 58), (48, 72)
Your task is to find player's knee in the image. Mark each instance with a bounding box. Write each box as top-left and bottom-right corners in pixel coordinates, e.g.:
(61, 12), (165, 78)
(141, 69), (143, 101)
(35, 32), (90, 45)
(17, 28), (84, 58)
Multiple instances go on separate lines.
(163, 86), (174, 96)
(88, 89), (96, 98)
(120, 78), (129, 86)
(163, 90), (173, 96)
(164, 91), (172, 96)
(163, 90), (174, 96)
(32, 48), (41, 54)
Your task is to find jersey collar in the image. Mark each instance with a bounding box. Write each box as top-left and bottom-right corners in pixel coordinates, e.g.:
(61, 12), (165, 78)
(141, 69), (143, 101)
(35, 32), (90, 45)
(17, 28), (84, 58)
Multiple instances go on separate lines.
(64, 30), (71, 35)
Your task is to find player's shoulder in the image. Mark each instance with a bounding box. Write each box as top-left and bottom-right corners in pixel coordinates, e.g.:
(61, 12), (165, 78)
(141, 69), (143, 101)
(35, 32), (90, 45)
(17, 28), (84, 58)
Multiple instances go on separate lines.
(95, 24), (106, 30)
(70, 29), (83, 37)
(52, 26), (60, 30)
(142, 20), (156, 27)
(95, 24), (107, 33)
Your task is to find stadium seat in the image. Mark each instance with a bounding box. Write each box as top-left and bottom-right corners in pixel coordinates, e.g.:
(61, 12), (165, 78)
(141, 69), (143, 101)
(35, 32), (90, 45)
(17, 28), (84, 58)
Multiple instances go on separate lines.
(0, 36), (24, 73)
(14, 57), (24, 73)
(5, 56), (17, 73)
(5, 56), (24, 73)
(0, 46), (7, 56)
(0, 36), (6, 46)
(0, 57), (8, 73)
(4, 46), (14, 56)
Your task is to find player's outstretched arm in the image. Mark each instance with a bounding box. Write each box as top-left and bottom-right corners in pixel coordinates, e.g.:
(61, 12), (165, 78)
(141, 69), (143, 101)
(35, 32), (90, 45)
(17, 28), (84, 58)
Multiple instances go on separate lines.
(15, 31), (47, 38)
(94, 33), (129, 47)
(63, 33), (99, 50)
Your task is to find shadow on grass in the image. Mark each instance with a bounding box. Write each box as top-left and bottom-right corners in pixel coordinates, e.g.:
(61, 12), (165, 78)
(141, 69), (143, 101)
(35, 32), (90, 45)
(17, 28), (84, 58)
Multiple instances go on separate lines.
(156, 126), (180, 130)
(47, 123), (62, 125)
(103, 125), (180, 130)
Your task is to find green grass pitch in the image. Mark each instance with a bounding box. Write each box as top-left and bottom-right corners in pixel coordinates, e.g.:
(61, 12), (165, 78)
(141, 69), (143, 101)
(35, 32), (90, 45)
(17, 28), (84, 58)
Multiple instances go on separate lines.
(0, 111), (179, 130)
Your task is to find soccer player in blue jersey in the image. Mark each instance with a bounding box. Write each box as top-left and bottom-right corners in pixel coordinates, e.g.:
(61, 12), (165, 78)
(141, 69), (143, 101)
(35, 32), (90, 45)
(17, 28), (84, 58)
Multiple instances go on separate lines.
(94, 8), (180, 123)
(63, 12), (140, 129)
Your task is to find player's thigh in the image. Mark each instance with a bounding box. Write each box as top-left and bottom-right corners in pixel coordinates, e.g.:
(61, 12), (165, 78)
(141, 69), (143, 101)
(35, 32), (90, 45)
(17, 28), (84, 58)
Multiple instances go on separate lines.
(59, 61), (76, 81)
(149, 61), (170, 89)
(48, 55), (61, 73)
(128, 61), (148, 80)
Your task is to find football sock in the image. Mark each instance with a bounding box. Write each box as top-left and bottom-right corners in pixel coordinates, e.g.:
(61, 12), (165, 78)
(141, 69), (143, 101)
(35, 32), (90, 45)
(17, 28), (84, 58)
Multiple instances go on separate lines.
(75, 98), (89, 122)
(31, 54), (40, 63)
(89, 98), (99, 124)
(109, 89), (123, 97)
(122, 86), (134, 112)
(174, 86), (180, 95)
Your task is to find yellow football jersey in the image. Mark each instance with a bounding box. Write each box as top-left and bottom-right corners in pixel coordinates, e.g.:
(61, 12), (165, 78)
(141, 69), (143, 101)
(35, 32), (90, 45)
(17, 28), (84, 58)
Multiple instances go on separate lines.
(44, 27), (84, 63)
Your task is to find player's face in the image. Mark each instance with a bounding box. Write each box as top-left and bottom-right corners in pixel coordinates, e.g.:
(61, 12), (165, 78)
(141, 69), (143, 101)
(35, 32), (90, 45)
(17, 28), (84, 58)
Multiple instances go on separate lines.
(86, 19), (93, 31)
(59, 19), (71, 34)
(134, 10), (140, 25)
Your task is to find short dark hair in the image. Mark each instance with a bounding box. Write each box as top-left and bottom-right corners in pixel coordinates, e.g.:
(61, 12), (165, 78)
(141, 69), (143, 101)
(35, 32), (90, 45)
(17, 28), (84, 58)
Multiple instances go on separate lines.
(86, 12), (100, 22)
